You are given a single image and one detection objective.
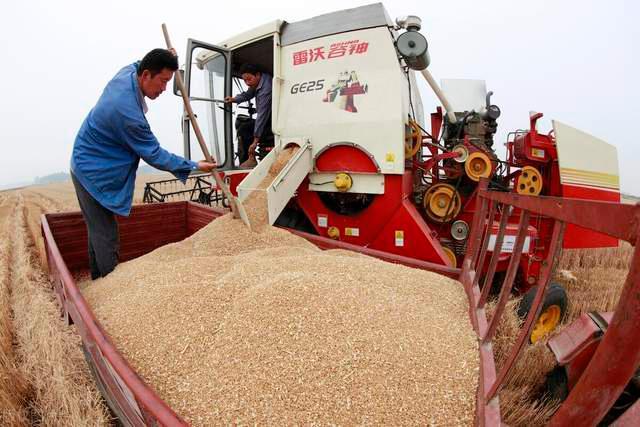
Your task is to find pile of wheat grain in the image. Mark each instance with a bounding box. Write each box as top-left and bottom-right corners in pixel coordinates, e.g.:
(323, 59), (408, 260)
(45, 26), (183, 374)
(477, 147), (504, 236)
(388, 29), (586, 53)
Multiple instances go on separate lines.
(83, 148), (480, 425)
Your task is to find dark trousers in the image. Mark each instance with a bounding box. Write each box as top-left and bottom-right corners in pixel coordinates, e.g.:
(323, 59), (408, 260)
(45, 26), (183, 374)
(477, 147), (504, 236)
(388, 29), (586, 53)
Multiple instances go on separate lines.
(236, 112), (274, 163)
(71, 172), (119, 280)
(257, 112), (274, 160)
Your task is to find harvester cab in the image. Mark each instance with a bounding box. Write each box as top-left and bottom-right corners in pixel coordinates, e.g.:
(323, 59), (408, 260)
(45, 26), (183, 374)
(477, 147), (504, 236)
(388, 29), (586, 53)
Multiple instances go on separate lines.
(169, 3), (621, 340)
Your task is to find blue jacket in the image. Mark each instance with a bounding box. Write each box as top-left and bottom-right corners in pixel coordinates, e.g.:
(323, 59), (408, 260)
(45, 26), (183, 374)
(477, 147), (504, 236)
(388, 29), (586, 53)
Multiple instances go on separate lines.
(71, 62), (197, 216)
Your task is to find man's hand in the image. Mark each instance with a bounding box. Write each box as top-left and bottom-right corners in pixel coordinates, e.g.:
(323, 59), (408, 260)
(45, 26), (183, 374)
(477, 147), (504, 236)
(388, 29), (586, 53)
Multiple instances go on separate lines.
(168, 47), (177, 57)
(224, 96), (235, 103)
(197, 160), (217, 172)
(248, 137), (260, 156)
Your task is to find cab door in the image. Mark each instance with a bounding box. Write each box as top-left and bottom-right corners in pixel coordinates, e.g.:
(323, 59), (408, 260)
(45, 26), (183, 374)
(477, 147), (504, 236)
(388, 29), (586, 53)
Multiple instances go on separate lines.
(182, 39), (233, 169)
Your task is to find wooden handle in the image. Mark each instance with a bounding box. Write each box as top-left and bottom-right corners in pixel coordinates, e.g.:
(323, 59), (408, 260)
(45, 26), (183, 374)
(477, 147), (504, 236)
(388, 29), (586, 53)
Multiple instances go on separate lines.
(161, 23), (241, 218)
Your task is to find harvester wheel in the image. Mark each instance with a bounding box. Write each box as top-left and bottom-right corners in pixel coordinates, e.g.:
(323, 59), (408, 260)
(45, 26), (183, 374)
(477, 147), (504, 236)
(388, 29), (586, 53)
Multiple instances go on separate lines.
(544, 365), (569, 402)
(517, 282), (568, 343)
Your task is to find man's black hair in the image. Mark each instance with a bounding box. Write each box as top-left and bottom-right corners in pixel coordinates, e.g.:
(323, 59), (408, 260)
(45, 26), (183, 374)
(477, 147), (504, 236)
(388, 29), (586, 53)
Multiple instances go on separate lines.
(138, 49), (179, 77)
(239, 63), (262, 75)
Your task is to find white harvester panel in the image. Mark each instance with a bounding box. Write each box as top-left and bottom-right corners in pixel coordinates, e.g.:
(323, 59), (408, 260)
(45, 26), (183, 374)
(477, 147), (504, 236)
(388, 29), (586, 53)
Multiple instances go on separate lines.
(441, 79), (487, 113)
(237, 139), (313, 225)
(554, 120), (620, 193)
(276, 26), (410, 176)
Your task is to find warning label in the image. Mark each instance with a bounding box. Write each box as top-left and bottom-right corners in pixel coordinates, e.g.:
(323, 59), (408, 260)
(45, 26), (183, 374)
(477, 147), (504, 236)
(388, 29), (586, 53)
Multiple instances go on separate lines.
(345, 227), (360, 237)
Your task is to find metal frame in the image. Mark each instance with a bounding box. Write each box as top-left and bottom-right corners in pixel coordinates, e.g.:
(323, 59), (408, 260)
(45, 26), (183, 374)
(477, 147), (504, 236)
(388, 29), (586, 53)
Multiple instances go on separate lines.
(142, 174), (227, 206)
(40, 203), (224, 426)
(184, 39), (232, 168)
(463, 179), (640, 425)
(279, 3), (393, 47)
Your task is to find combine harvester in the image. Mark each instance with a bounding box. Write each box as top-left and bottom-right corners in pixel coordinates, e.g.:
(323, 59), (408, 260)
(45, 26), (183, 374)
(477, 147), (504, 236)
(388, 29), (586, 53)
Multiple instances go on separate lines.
(42, 3), (639, 425)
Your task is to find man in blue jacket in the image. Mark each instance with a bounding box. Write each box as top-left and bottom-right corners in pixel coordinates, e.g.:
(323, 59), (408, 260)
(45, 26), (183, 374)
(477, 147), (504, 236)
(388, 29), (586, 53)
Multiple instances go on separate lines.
(71, 48), (215, 279)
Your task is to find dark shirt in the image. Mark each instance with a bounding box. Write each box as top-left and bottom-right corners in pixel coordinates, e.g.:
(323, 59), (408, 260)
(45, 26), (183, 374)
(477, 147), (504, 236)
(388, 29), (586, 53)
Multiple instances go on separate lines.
(234, 73), (272, 139)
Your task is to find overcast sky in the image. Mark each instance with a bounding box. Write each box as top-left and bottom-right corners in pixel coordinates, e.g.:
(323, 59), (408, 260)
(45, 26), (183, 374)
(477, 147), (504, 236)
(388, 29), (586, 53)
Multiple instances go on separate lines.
(1, 0), (638, 194)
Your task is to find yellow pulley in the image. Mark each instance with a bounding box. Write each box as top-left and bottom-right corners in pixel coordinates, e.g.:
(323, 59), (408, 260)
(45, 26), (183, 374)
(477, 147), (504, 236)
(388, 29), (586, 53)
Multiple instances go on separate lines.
(423, 184), (462, 223)
(452, 144), (469, 163)
(465, 151), (493, 181)
(516, 166), (543, 196)
(404, 120), (423, 158)
(442, 246), (457, 268)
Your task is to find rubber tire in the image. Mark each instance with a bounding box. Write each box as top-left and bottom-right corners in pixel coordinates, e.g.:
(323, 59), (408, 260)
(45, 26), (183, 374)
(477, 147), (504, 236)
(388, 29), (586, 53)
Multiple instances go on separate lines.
(517, 282), (568, 320)
(544, 365), (569, 402)
(517, 282), (568, 344)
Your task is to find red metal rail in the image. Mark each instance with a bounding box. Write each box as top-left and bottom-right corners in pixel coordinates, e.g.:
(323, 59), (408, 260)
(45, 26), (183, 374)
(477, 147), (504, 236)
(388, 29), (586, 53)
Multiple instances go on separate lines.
(463, 179), (640, 425)
(42, 202), (225, 426)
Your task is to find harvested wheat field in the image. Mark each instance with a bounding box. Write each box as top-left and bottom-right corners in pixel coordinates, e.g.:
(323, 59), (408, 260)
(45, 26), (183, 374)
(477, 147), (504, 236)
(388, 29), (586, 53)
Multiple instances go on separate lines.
(81, 150), (480, 425)
(491, 242), (635, 427)
(0, 190), (110, 425)
(0, 173), (172, 425)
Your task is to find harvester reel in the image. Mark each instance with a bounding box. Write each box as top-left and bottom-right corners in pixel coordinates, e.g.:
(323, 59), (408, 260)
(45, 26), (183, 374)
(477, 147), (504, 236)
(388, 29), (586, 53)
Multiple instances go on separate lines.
(404, 120), (423, 158)
(465, 152), (493, 181)
(423, 184), (462, 223)
(516, 166), (543, 196)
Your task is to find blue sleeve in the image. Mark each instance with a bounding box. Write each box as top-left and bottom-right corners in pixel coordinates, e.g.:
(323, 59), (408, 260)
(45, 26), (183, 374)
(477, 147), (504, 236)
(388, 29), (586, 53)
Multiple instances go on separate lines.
(122, 118), (198, 182)
(234, 87), (256, 104)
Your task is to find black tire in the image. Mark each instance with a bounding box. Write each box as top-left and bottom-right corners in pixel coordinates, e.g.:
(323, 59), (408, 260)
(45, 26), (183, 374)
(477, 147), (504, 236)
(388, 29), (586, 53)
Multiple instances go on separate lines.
(517, 282), (568, 319)
(544, 365), (569, 402)
(518, 282), (568, 343)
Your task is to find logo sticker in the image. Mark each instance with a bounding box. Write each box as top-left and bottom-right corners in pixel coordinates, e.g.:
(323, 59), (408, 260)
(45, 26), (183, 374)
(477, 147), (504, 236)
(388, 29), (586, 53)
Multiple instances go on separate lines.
(292, 40), (369, 66)
(323, 71), (368, 113)
(345, 227), (360, 237)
